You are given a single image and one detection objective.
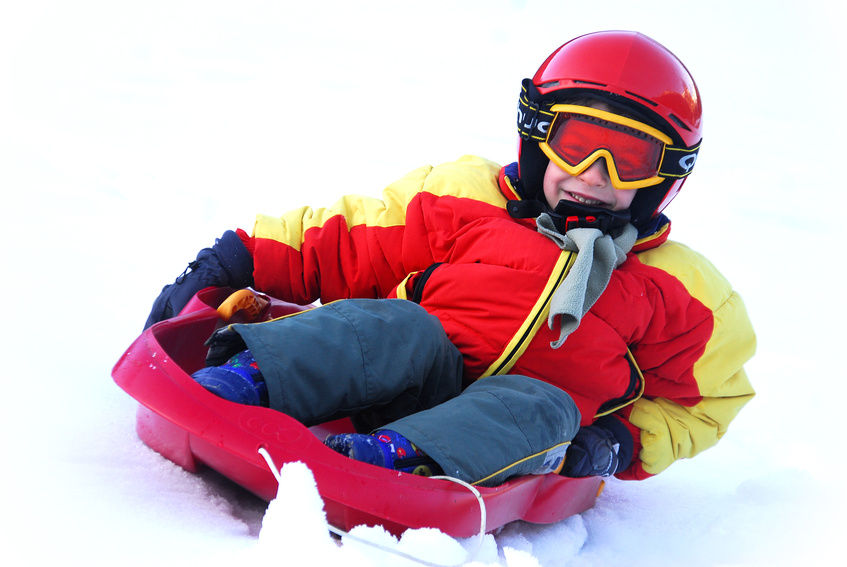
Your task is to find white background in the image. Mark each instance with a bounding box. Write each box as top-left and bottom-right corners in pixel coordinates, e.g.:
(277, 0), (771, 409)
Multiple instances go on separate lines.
(2, 1), (845, 565)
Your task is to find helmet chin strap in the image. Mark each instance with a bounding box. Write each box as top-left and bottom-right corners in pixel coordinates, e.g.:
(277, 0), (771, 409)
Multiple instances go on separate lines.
(506, 195), (637, 348)
(507, 197), (631, 236)
(550, 200), (632, 234)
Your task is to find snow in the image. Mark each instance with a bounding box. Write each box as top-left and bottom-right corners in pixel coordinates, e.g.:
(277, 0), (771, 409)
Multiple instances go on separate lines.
(2, 0), (845, 565)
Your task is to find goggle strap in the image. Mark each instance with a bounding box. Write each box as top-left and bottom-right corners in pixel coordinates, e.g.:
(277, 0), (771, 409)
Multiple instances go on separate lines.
(658, 142), (701, 179)
(517, 80), (556, 141)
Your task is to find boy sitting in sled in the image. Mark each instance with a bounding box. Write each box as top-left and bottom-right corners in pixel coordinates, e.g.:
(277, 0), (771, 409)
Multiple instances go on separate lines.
(144, 31), (755, 487)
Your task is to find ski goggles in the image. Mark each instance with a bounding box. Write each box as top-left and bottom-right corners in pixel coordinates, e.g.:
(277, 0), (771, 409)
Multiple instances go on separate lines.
(537, 105), (700, 190)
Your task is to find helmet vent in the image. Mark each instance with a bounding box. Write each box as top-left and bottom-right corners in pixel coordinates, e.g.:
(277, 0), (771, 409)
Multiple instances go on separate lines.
(574, 79), (607, 87)
(669, 114), (691, 132)
(625, 91), (658, 107)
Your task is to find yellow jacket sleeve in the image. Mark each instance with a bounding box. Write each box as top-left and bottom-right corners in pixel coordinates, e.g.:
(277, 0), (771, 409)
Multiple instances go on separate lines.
(248, 156), (504, 303)
(630, 241), (756, 476)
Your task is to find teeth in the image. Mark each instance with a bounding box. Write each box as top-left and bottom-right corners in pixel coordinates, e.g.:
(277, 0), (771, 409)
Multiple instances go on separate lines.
(568, 192), (605, 206)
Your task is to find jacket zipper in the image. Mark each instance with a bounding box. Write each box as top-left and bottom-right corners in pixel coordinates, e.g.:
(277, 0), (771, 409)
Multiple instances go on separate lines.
(483, 249), (576, 377)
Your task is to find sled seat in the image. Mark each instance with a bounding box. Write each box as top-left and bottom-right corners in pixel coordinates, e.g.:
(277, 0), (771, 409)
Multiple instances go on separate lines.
(113, 287), (603, 538)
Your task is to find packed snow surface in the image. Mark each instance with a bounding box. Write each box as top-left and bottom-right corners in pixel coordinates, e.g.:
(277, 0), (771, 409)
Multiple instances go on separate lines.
(3, 1), (845, 565)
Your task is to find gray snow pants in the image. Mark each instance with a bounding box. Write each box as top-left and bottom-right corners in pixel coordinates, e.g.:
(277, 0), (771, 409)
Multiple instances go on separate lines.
(232, 299), (581, 486)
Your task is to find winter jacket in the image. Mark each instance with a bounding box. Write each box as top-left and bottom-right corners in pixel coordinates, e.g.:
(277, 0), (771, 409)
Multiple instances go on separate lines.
(244, 155), (756, 480)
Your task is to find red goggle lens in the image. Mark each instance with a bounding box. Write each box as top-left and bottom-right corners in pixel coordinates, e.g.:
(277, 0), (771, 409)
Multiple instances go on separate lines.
(547, 113), (665, 182)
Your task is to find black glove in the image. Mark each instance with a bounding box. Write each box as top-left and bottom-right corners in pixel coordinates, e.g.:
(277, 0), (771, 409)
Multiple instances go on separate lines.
(203, 325), (248, 367)
(560, 415), (634, 478)
(144, 230), (254, 329)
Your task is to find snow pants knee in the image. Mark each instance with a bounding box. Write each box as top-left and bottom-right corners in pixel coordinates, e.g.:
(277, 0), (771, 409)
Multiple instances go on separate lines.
(387, 375), (581, 486)
(232, 299), (465, 430)
(231, 298), (581, 487)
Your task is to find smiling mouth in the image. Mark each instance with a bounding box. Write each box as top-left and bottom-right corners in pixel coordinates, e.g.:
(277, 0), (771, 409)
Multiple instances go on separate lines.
(566, 191), (608, 207)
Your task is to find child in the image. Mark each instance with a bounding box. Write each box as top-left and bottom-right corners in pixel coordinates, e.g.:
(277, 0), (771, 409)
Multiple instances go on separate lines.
(145, 31), (755, 486)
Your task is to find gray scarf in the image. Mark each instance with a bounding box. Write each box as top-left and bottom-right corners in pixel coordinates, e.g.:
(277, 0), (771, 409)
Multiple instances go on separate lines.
(536, 214), (638, 348)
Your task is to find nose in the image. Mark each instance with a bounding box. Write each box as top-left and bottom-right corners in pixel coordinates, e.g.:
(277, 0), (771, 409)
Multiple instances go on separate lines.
(578, 158), (611, 188)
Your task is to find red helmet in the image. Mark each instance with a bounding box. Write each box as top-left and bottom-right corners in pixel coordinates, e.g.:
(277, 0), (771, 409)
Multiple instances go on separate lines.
(516, 31), (703, 230)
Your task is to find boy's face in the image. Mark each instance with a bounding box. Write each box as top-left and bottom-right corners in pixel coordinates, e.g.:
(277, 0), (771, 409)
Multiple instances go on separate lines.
(542, 159), (638, 212)
(541, 100), (640, 212)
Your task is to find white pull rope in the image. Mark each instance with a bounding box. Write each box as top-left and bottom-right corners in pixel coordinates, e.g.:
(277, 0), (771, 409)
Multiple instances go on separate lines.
(258, 447), (486, 567)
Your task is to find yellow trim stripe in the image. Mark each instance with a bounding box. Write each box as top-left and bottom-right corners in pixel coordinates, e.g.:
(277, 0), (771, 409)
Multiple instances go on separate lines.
(393, 272), (415, 300)
(471, 441), (572, 486)
(500, 171), (522, 201)
(633, 222), (670, 249)
(594, 348), (645, 418)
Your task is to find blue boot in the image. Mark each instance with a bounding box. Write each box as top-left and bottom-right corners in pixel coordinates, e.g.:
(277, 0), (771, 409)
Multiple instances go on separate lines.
(191, 349), (269, 406)
(325, 430), (442, 477)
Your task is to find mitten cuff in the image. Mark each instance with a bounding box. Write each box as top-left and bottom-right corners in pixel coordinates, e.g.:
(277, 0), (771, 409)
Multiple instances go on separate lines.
(595, 414), (635, 475)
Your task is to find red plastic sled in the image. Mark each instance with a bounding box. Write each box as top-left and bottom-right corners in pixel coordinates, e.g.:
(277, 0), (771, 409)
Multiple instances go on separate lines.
(112, 287), (603, 538)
